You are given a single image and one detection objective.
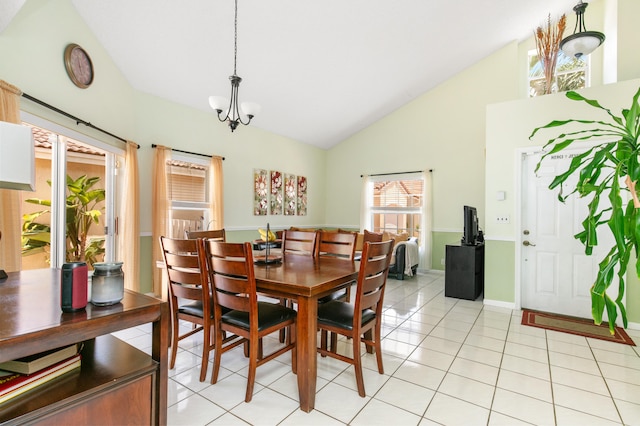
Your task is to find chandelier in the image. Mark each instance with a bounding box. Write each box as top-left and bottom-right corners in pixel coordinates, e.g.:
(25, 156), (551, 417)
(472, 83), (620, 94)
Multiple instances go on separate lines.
(559, 1), (605, 58)
(209, 0), (260, 131)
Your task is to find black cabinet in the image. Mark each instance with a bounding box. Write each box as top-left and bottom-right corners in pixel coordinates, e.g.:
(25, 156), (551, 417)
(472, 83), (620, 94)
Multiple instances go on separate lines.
(445, 244), (484, 300)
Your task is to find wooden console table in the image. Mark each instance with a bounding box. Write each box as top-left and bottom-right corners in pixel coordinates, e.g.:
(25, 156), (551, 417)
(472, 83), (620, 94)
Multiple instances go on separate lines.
(0, 269), (168, 425)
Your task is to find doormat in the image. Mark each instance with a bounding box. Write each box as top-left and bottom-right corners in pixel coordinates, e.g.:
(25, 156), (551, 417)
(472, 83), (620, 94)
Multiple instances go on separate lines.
(521, 309), (635, 346)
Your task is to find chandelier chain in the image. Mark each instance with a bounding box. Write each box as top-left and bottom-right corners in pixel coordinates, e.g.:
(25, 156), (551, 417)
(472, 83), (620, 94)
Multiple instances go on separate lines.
(233, 0), (238, 76)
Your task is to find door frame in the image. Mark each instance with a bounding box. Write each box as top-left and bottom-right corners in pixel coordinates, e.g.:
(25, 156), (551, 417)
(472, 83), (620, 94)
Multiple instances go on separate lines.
(514, 146), (542, 311)
(515, 139), (618, 312)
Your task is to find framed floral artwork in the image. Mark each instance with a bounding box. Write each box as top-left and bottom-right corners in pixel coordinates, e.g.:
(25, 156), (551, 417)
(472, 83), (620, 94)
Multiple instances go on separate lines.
(254, 169), (268, 215)
(270, 170), (283, 215)
(284, 173), (297, 216)
(297, 175), (307, 216)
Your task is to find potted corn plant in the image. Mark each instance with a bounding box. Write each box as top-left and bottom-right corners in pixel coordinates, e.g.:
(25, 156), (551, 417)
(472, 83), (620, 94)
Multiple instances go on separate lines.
(530, 87), (640, 333)
(22, 174), (105, 266)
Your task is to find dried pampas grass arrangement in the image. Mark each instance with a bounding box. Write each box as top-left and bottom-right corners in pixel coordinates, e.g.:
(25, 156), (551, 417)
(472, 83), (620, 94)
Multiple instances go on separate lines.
(535, 14), (566, 95)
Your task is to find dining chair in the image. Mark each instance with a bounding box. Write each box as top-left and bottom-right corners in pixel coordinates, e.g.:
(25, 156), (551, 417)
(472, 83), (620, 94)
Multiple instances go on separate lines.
(159, 236), (214, 382)
(277, 229), (319, 341)
(316, 239), (395, 397)
(315, 230), (357, 304)
(202, 240), (297, 402)
(281, 229), (318, 255)
(185, 228), (226, 242)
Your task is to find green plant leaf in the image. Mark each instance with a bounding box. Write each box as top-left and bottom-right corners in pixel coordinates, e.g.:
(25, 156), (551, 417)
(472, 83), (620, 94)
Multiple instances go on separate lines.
(531, 87), (640, 331)
(603, 293), (618, 335)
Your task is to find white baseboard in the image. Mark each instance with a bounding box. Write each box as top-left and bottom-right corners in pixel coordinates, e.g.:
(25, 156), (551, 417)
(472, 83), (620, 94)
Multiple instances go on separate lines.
(417, 268), (443, 275)
(483, 299), (516, 310)
(626, 321), (640, 331)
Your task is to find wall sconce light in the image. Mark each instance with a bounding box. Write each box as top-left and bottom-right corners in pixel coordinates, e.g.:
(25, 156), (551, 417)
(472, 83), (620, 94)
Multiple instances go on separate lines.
(0, 121), (35, 191)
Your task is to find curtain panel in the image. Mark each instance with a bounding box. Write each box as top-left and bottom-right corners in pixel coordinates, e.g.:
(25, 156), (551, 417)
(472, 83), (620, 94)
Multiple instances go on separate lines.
(151, 145), (170, 297)
(209, 155), (224, 230)
(121, 141), (140, 291)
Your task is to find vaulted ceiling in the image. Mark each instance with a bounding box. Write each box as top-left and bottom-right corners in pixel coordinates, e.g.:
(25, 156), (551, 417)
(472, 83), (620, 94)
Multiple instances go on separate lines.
(5, 0), (582, 148)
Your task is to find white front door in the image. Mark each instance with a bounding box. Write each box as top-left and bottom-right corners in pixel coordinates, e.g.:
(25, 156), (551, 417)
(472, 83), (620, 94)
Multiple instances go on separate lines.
(520, 149), (621, 322)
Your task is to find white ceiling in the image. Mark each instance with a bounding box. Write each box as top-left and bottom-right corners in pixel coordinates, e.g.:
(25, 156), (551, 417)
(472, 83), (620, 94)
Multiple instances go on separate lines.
(15, 0), (584, 149)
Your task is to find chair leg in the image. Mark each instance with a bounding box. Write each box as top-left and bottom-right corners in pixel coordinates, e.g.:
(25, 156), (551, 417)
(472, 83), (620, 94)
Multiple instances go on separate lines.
(245, 335), (260, 402)
(211, 327), (223, 384)
(278, 298), (287, 343)
(374, 325), (384, 374)
(169, 315), (179, 369)
(199, 324), (213, 382)
(364, 329), (374, 354)
(320, 330), (328, 357)
(290, 323), (297, 374)
(352, 334), (366, 397)
(330, 332), (338, 353)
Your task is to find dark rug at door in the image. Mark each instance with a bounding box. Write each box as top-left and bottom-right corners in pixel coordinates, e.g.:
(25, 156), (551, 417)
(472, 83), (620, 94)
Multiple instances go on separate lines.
(521, 309), (635, 346)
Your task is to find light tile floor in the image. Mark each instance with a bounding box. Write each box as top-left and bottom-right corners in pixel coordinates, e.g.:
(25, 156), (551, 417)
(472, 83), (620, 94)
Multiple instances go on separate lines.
(113, 271), (640, 425)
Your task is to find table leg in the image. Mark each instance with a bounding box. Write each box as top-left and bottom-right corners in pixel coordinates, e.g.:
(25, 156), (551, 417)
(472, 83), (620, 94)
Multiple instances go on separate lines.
(296, 295), (317, 412)
(152, 301), (169, 425)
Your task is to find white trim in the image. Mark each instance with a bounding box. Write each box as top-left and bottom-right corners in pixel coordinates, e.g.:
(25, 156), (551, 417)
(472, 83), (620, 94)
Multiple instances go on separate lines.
(514, 145), (544, 311)
(417, 267), (439, 275)
(483, 298), (516, 310)
(627, 322), (640, 331)
(483, 236), (516, 242)
(223, 225), (327, 232)
(20, 111), (124, 155)
(433, 227), (460, 233)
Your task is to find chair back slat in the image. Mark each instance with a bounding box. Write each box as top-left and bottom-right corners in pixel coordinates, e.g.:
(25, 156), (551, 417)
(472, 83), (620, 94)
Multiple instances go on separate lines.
(167, 268), (204, 287)
(281, 230), (318, 256)
(170, 283), (205, 301)
(316, 231), (357, 260)
(163, 252), (200, 269)
(353, 240), (395, 325)
(159, 236), (210, 305)
(203, 241), (256, 316)
(186, 228), (226, 241)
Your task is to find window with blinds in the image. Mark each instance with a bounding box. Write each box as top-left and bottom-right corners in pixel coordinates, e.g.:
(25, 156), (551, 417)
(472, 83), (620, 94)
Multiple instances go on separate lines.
(166, 159), (210, 238)
(370, 177), (423, 239)
(167, 161), (206, 202)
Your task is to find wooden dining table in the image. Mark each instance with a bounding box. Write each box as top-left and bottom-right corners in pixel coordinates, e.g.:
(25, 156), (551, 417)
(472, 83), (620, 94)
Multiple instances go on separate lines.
(253, 253), (358, 412)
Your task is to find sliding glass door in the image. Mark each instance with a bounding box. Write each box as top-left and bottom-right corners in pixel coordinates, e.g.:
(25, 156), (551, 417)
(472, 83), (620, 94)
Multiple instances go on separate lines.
(19, 113), (122, 270)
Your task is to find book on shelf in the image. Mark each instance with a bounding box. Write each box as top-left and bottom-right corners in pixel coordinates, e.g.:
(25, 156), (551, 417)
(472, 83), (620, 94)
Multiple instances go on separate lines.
(0, 343), (78, 375)
(0, 354), (81, 404)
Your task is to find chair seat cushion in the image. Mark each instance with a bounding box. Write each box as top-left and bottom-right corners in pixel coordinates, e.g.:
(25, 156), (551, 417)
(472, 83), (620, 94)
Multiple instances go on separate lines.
(317, 301), (375, 330)
(317, 288), (348, 304)
(222, 301), (296, 331)
(179, 301), (207, 318)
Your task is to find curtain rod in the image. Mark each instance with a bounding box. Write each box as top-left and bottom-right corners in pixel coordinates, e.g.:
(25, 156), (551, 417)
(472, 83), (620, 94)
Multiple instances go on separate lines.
(151, 144), (225, 160)
(21, 92), (139, 148)
(360, 169), (432, 177)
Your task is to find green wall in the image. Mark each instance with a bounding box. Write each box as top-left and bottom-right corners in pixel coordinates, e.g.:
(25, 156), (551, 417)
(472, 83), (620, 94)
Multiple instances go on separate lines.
(483, 240), (515, 303)
(431, 232), (462, 271)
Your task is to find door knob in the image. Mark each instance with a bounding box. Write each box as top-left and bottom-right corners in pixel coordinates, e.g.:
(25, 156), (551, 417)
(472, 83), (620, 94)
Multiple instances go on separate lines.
(523, 240), (536, 247)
